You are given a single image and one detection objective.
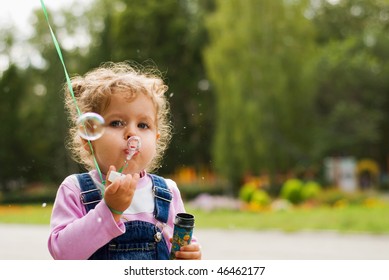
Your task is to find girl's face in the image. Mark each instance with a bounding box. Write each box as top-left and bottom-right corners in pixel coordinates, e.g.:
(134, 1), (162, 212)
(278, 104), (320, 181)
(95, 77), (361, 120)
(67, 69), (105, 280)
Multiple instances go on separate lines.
(90, 92), (159, 175)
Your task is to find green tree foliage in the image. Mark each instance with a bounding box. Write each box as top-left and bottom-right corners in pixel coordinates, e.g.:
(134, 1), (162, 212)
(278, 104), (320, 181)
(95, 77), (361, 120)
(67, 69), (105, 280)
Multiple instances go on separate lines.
(14, 7), (87, 184)
(0, 65), (25, 190)
(309, 0), (389, 167)
(204, 0), (316, 188)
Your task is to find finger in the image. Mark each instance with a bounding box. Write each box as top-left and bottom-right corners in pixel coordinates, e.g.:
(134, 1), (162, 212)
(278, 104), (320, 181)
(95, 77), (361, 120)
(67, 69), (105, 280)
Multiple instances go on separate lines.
(180, 243), (200, 252)
(174, 243), (201, 260)
(129, 173), (140, 188)
(122, 173), (139, 191)
(175, 250), (202, 260)
(104, 180), (120, 195)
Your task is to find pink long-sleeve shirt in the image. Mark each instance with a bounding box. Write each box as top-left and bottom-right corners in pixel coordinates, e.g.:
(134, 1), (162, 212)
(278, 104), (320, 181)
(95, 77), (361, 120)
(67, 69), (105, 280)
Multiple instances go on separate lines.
(48, 170), (192, 260)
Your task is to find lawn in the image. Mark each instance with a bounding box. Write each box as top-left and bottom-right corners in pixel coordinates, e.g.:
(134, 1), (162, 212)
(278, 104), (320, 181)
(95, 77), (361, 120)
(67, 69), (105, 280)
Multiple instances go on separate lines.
(190, 205), (389, 234)
(1, 203), (388, 234)
(0, 203), (52, 224)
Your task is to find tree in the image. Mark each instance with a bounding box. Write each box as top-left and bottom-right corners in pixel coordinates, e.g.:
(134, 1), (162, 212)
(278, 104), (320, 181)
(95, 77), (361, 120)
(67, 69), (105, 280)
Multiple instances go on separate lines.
(0, 65), (26, 190)
(310, 0), (389, 167)
(17, 6), (88, 183)
(204, 0), (316, 189)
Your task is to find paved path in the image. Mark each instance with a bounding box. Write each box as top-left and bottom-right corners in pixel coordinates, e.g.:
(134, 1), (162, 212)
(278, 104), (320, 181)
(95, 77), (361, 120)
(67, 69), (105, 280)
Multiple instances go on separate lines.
(1, 224), (389, 260)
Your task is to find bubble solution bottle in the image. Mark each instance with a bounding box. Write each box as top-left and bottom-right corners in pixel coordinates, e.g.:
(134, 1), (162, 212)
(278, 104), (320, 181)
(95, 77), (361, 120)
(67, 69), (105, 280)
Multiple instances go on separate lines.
(169, 213), (195, 260)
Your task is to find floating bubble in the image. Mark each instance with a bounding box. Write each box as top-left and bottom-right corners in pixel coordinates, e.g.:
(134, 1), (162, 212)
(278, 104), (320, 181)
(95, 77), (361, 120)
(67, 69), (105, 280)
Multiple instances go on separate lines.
(77, 112), (105, 141)
(127, 136), (141, 160)
(42, 203), (47, 208)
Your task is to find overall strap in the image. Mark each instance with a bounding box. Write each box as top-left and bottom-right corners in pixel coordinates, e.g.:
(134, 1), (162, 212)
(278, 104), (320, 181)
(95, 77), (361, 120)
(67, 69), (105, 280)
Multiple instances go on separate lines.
(149, 174), (172, 224)
(76, 173), (102, 213)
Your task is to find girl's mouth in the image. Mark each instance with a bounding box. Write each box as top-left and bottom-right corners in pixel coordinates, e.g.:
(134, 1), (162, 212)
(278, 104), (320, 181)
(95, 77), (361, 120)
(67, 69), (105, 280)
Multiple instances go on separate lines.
(125, 149), (139, 157)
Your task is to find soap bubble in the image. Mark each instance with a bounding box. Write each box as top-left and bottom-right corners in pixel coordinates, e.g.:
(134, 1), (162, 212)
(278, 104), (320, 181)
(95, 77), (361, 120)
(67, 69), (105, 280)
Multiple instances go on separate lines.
(77, 112), (105, 140)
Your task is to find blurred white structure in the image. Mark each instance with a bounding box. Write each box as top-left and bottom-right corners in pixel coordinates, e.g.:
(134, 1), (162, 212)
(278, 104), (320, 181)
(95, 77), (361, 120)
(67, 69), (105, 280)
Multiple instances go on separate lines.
(324, 157), (357, 192)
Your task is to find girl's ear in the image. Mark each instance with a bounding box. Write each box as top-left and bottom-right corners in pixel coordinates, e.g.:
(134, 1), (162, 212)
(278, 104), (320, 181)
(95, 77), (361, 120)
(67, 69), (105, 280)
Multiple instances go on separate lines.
(156, 132), (160, 140)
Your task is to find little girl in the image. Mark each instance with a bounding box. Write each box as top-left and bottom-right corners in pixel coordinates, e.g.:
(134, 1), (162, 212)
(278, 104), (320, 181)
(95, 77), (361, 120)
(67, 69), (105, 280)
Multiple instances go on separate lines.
(48, 62), (201, 260)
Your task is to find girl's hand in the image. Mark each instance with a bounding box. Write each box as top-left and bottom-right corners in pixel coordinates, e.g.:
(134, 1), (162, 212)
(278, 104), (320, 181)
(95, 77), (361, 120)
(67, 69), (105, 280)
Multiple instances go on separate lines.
(104, 165), (139, 221)
(173, 243), (202, 260)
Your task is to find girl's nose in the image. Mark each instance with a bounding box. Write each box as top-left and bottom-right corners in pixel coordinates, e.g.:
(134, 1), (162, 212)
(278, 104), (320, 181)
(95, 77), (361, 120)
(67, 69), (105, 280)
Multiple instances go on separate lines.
(124, 124), (136, 140)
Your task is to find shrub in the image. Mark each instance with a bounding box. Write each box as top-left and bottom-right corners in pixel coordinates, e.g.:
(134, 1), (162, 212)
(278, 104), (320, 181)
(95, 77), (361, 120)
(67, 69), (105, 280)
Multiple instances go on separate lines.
(301, 181), (321, 201)
(238, 182), (257, 203)
(280, 179), (304, 204)
(315, 188), (371, 207)
(280, 179), (323, 205)
(250, 189), (271, 207)
(1, 189), (57, 204)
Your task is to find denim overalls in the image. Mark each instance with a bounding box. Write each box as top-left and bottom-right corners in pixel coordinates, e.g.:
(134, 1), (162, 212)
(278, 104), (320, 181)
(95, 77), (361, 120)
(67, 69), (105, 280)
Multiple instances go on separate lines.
(76, 173), (172, 260)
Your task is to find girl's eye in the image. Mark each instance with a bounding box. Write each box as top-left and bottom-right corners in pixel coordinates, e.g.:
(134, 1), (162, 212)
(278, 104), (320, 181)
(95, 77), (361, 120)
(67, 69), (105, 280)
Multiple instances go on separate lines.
(138, 122), (150, 129)
(110, 120), (126, 127)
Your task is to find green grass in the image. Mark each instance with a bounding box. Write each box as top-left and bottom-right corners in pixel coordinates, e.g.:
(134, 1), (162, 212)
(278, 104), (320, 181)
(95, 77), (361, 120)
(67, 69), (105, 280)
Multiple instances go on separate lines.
(0, 204), (52, 224)
(1, 203), (389, 234)
(188, 205), (389, 234)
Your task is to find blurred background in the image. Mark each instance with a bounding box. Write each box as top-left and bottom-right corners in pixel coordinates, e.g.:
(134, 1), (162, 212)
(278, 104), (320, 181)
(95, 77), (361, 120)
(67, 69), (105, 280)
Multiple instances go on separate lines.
(1, 0), (389, 234)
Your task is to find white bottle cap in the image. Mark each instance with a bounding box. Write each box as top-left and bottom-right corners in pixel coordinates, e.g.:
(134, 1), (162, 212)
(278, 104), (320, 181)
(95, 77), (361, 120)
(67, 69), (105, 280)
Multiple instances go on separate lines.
(107, 171), (125, 182)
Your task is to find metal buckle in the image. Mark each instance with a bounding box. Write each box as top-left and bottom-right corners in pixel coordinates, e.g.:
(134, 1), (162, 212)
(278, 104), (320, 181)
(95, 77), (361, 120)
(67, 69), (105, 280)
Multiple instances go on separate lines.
(80, 188), (102, 205)
(153, 186), (173, 202)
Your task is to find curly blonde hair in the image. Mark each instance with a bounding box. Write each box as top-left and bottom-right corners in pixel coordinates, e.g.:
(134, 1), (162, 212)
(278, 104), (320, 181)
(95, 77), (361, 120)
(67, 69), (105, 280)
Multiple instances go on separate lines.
(64, 61), (172, 172)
